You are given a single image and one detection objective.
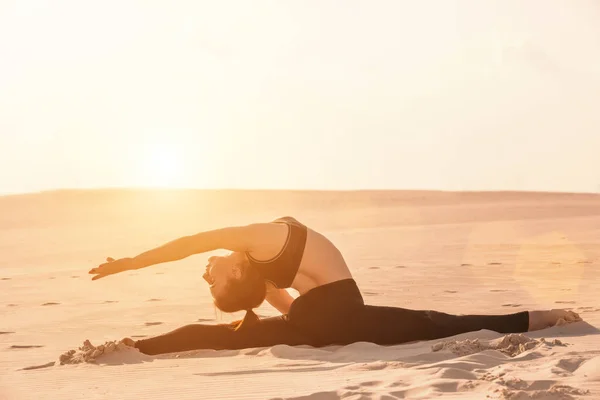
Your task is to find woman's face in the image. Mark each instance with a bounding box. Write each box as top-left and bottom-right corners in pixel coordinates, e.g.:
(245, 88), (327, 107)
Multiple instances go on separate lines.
(203, 252), (245, 298)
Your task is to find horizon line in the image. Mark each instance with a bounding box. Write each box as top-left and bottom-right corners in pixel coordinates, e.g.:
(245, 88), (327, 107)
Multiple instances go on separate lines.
(1, 185), (599, 198)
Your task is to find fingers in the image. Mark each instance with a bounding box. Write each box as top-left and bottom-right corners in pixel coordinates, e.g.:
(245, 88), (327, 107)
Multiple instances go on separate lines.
(89, 264), (112, 280)
(88, 263), (106, 274)
(89, 257), (114, 275)
(88, 257), (122, 280)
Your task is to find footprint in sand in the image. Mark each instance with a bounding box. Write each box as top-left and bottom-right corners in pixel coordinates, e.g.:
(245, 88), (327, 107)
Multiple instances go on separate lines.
(1, 277), (11, 280)
(502, 304), (522, 308)
(345, 381), (383, 390)
(490, 289), (508, 292)
(42, 302), (60, 306)
(395, 265), (406, 269)
(577, 307), (600, 313)
(10, 345), (44, 349)
(7, 304), (18, 307)
(368, 267), (380, 270)
(102, 300), (118, 304)
(196, 318), (213, 322)
(363, 291), (379, 296)
(444, 290), (458, 294)
(488, 262), (503, 266)
(21, 362), (55, 371)
(555, 357), (587, 373)
(71, 276), (79, 278)
(49, 277), (55, 280)
(0, 331), (15, 335)
(461, 263), (472, 267)
(144, 322), (163, 326)
(576, 260), (591, 264)
(146, 298), (163, 302)
(131, 335), (147, 338)
(155, 272), (164, 275)
(555, 301), (576, 304)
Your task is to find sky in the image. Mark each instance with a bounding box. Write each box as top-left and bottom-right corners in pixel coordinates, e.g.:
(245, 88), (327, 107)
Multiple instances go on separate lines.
(1, 0), (599, 194)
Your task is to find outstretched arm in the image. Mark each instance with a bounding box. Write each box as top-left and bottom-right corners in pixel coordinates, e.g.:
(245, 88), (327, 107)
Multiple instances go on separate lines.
(89, 223), (285, 280)
(132, 224), (266, 268)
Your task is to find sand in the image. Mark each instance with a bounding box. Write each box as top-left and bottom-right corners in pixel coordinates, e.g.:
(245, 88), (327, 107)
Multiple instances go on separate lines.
(1, 189), (599, 399)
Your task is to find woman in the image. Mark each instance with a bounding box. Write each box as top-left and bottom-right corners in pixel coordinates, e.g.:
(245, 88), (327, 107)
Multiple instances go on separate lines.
(89, 217), (581, 355)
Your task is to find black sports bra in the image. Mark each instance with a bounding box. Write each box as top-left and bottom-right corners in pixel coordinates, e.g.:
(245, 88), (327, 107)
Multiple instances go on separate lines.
(245, 216), (307, 288)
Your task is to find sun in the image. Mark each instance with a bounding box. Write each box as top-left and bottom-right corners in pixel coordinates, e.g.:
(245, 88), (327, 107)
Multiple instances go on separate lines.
(139, 144), (185, 188)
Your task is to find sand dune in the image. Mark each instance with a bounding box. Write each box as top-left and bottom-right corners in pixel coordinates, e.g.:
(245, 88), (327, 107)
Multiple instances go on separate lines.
(1, 190), (599, 399)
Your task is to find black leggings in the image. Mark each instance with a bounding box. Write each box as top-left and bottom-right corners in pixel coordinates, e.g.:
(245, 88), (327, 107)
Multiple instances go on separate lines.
(135, 279), (529, 355)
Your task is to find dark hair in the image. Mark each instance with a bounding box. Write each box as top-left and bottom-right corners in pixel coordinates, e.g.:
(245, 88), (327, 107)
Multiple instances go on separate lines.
(213, 260), (266, 316)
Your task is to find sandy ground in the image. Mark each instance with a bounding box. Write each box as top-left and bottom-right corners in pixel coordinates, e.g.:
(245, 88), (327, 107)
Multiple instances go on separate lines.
(1, 189), (599, 399)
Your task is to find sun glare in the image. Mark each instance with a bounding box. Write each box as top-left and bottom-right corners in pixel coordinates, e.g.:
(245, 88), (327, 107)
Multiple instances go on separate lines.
(139, 144), (185, 188)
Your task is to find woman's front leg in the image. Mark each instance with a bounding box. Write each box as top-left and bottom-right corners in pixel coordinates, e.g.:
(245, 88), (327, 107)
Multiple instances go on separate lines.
(132, 323), (240, 355)
(132, 316), (308, 355)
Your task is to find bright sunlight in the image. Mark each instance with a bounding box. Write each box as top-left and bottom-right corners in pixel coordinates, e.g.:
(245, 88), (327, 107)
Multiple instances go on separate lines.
(137, 143), (185, 188)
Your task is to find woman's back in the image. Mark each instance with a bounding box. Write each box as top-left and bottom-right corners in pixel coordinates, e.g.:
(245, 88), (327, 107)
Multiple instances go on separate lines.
(246, 217), (353, 295)
(294, 226), (353, 293)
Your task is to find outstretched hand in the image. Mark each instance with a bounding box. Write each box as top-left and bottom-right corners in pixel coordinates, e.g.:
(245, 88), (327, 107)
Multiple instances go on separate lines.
(89, 257), (138, 280)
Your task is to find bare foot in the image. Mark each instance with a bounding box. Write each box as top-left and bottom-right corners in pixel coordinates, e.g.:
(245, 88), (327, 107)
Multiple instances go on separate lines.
(120, 337), (136, 347)
(528, 309), (582, 331)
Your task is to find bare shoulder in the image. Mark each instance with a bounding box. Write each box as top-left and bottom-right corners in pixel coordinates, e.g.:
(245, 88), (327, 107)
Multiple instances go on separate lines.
(236, 222), (290, 254)
(185, 221), (290, 254)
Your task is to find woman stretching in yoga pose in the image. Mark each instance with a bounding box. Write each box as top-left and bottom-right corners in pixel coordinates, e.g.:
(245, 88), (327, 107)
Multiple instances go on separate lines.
(89, 217), (581, 355)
